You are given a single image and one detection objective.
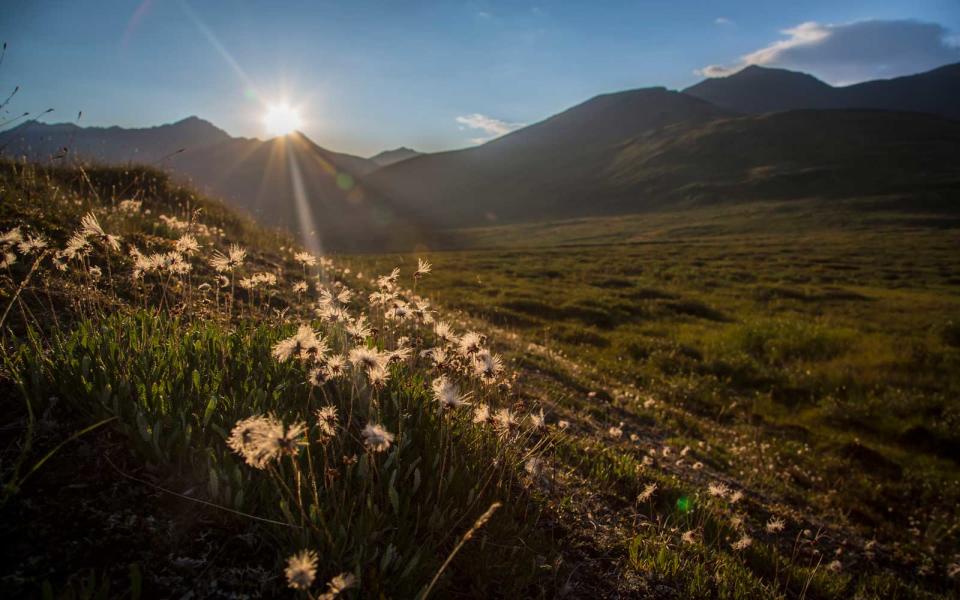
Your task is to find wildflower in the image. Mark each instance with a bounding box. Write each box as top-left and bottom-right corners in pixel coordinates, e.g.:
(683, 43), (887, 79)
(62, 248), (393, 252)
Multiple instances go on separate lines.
(313, 304), (343, 324)
(284, 549), (318, 590)
(63, 232), (92, 259)
(681, 530), (698, 545)
(731, 534), (753, 551)
(388, 345), (413, 364)
(366, 364), (391, 387)
(385, 301), (411, 322)
(411, 299), (434, 323)
(728, 490), (744, 504)
(474, 350), (503, 382)
(349, 347), (387, 372)
(80, 211), (121, 251)
(472, 403), (491, 424)
(557, 420), (570, 430)
(273, 326), (327, 363)
(117, 199), (141, 214)
(414, 257), (432, 277)
(320, 572), (357, 599)
(18, 234), (48, 254)
(315, 406), (339, 441)
(638, 482), (658, 502)
(175, 234), (201, 255)
(210, 243), (246, 272)
(324, 354), (348, 380)
(608, 424), (624, 439)
(707, 482), (729, 498)
(692, 461), (704, 470)
(492, 407), (517, 432)
(227, 414), (306, 469)
(293, 280), (308, 294)
(253, 271), (277, 287)
(458, 331), (483, 356)
(826, 560), (842, 573)
(766, 517), (785, 534)
(362, 423), (395, 453)
(0, 252), (15, 268)
(167, 252), (191, 275)
(432, 376), (467, 409)
(529, 408), (546, 429)
(434, 321), (457, 343)
(88, 265), (102, 281)
(294, 251), (317, 267)
(345, 315), (372, 341)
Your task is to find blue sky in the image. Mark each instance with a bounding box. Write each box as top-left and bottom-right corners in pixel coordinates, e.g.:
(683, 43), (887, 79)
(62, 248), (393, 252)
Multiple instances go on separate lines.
(3, 0), (959, 156)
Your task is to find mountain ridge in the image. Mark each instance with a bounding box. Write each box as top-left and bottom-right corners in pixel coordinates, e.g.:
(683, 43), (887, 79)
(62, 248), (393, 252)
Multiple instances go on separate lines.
(685, 62), (960, 119)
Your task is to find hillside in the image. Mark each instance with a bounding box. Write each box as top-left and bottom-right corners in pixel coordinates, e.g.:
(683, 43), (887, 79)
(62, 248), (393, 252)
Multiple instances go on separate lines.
(603, 109), (960, 212)
(0, 160), (557, 598)
(164, 132), (432, 251)
(364, 88), (731, 226)
(685, 62), (960, 120)
(0, 120), (437, 251)
(366, 105), (960, 230)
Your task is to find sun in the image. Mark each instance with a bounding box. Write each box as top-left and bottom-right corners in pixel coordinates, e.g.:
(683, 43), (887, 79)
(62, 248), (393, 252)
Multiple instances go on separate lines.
(263, 103), (303, 136)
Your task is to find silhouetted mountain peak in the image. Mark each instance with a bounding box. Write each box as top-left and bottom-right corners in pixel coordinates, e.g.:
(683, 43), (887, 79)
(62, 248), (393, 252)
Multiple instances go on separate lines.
(685, 61), (960, 119)
(370, 147), (421, 167)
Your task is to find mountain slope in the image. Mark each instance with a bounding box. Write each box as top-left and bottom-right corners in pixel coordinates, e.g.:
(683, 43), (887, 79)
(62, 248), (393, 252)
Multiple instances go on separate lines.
(0, 118), (429, 250)
(365, 87), (732, 226)
(685, 62), (960, 119)
(370, 147), (421, 167)
(602, 109), (960, 212)
(165, 133), (432, 251)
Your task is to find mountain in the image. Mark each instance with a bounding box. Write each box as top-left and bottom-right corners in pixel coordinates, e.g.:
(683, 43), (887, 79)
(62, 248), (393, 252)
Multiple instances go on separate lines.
(364, 87), (731, 226)
(370, 147), (420, 167)
(0, 118), (433, 251)
(0, 116), (232, 163)
(684, 62), (960, 120)
(602, 110), (960, 212)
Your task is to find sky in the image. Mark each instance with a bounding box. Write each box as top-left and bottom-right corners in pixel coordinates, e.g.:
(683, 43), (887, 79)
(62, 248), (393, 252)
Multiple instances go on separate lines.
(3, 0), (959, 156)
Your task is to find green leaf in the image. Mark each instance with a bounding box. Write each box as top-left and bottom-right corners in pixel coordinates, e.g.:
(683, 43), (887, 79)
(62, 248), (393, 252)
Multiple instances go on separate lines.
(202, 396), (218, 428)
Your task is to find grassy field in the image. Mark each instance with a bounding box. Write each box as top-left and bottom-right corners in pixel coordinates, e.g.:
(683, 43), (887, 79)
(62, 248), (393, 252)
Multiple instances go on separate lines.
(0, 162), (560, 598)
(1, 160), (958, 597)
(347, 201), (960, 597)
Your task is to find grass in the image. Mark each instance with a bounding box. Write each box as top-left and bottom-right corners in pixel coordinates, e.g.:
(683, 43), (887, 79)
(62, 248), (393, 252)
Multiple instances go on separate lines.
(347, 205), (960, 597)
(2, 159), (958, 597)
(0, 161), (560, 598)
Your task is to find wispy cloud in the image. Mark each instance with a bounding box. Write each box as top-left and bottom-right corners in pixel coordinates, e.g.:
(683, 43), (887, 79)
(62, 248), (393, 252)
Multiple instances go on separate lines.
(697, 19), (960, 83)
(456, 113), (526, 144)
(714, 17), (733, 26)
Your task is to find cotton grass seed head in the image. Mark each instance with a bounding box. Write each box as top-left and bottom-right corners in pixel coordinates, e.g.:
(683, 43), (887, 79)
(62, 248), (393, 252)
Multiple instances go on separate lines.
(284, 549), (318, 590)
(362, 423), (394, 453)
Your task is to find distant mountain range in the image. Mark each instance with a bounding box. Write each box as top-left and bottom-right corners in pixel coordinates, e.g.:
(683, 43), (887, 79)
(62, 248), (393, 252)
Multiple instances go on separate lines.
(1, 62), (958, 249)
(684, 63), (960, 119)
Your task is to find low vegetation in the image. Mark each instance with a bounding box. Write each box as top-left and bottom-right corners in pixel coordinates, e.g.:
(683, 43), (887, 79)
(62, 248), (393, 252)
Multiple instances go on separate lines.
(2, 160), (958, 597)
(0, 161), (557, 598)
(350, 205), (960, 597)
